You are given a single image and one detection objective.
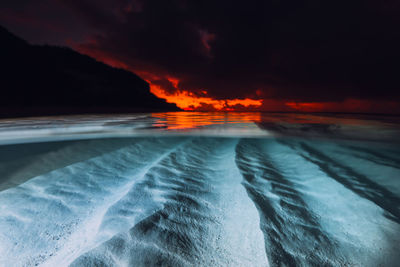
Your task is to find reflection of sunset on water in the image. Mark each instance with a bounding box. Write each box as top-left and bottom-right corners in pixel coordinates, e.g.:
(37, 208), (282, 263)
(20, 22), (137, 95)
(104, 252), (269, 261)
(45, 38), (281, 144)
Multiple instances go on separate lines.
(149, 111), (398, 131)
(151, 112), (262, 130)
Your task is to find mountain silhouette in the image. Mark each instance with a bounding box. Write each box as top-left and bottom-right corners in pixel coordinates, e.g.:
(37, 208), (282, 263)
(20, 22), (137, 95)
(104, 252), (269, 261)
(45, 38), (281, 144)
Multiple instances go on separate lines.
(0, 26), (180, 118)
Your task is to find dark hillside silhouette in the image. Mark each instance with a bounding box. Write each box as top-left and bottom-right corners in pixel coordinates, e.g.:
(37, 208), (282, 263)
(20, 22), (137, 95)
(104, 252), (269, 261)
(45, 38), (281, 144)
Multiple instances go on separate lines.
(0, 26), (180, 118)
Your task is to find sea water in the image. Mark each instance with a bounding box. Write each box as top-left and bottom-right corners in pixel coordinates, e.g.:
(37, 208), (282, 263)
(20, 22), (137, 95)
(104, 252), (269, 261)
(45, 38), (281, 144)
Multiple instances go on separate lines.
(0, 112), (399, 267)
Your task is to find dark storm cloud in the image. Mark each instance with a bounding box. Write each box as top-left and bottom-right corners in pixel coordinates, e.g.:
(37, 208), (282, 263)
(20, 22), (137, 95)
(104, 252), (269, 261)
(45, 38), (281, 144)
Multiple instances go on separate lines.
(1, 0), (400, 103)
(0, 0), (95, 45)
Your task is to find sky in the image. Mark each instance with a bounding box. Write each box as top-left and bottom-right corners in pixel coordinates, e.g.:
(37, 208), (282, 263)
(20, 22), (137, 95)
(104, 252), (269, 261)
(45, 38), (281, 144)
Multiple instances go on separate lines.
(1, 0), (399, 113)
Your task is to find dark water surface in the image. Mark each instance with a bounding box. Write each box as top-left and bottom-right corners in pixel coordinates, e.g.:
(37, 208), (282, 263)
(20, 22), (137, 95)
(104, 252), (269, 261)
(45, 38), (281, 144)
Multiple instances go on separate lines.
(0, 112), (399, 266)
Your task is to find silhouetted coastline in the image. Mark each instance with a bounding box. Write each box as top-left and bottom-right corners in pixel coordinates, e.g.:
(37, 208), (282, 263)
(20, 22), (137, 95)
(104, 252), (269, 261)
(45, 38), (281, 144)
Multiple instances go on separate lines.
(0, 26), (180, 118)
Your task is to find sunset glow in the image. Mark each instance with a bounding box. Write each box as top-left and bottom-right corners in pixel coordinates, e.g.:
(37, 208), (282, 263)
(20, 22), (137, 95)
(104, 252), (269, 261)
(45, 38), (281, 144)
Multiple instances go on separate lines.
(149, 83), (263, 111)
(286, 99), (400, 113)
(68, 44), (399, 114)
(73, 45), (264, 112)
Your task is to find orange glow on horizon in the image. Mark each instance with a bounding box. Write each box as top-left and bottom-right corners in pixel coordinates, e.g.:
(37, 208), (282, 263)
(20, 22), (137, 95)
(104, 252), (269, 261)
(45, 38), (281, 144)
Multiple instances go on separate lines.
(69, 47), (399, 114)
(74, 46), (264, 111)
(285, 102), (326, 111)
(149, 83), (263, 111)
(285, 99), (400, 114)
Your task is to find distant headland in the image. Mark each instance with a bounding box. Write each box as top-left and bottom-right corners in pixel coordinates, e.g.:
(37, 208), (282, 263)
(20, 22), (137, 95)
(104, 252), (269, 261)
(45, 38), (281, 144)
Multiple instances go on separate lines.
(0, 25), (180, 118)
